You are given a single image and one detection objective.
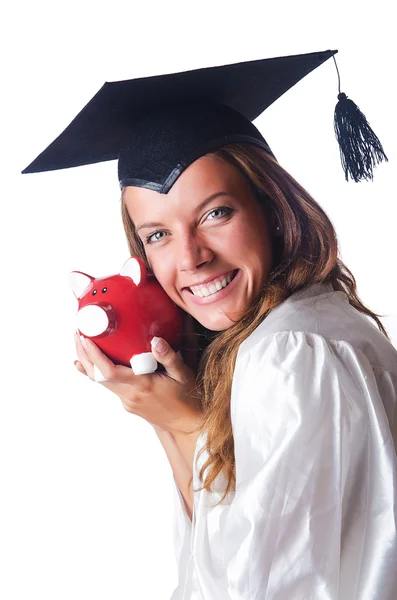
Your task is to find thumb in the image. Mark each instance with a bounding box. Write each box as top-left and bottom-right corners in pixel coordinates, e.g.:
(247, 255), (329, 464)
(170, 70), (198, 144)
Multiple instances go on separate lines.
(151, 337), (187, 382)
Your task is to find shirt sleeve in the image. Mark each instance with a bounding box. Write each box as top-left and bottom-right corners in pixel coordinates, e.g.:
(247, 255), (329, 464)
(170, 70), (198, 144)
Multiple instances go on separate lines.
(222, 330), (397, 600)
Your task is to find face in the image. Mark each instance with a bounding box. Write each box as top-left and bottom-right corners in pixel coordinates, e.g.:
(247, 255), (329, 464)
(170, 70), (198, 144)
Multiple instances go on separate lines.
(123, 155), (275, 331)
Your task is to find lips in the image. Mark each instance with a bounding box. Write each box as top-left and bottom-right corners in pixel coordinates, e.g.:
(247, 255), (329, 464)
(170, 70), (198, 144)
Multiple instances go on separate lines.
(181, 268), (241, 305)
(183, 269), (238, 293)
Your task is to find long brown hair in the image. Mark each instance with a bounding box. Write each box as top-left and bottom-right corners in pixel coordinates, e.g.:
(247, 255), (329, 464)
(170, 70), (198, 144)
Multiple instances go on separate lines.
(120, 142), (390, 507)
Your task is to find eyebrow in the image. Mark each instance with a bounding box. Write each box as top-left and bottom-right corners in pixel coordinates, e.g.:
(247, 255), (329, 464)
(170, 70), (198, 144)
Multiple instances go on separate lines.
(135, 191), (232, 233)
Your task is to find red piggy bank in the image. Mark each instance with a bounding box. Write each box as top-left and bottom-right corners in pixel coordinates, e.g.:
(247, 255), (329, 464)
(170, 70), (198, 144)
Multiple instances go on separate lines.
(69, 256), (183, 375)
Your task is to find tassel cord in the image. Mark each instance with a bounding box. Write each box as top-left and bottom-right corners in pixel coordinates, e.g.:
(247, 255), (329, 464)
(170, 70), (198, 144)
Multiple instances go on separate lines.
(332, 56), (388, 182)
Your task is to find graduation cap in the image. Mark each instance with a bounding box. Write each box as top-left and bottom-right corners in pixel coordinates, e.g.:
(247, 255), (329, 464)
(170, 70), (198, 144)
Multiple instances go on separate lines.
(22, 49), (388, 190)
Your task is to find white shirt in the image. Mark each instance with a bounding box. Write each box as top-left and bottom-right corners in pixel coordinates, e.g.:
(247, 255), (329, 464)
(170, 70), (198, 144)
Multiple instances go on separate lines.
(170, 282), (397, 600)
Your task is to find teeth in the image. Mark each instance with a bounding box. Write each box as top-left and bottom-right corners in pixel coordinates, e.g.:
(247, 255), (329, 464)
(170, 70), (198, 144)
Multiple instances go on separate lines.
(191, 272), (235, 297)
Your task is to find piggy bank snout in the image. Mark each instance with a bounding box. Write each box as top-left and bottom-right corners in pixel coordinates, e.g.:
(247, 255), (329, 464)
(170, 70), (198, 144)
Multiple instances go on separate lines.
(76, 305), (114, 337)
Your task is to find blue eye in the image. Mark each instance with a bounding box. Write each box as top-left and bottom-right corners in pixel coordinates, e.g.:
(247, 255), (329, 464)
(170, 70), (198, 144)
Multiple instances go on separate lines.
(145, 231), (167, 245)
(144, 207), (233, 245)
(208, 207), (231, 219)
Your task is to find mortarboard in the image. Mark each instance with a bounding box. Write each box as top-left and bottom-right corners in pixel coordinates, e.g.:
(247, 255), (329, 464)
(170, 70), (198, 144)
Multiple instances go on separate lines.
(22, 49), (388, 190)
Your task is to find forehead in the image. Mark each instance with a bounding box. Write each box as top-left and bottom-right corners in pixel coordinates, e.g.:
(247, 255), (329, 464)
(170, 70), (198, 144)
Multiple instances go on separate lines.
(122, 154), (253, 223)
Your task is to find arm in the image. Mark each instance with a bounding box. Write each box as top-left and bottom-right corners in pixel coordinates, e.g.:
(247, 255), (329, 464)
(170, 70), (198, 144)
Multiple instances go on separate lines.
(151, 318), (205, 521)
(222, 331), (397, 599)
(153, 427), (194, 521)
(154, 423), (203, 522)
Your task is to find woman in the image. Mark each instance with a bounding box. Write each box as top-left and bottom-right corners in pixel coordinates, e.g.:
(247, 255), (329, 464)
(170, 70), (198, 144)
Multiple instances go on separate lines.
(23, 52), (396, 599)
(75, 142), (397, 599)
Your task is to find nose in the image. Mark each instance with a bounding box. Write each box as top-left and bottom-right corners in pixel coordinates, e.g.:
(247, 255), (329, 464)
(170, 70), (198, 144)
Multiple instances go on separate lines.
(76, 305), (115, 336)
(176, 232), (214, 272)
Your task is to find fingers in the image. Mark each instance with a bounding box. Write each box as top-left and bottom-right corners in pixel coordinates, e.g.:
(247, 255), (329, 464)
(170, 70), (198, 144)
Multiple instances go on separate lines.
(93, 364), (108, 383)
(151, 336), (192, 384)
(75, 333), (94, 376)
(74, 360), (88, 376)
(74, 359), (105, 384)
(75, 333), (110, 382)
(73, 335), (158, 419)
(74, 333), (139, 385)
(81, 337), (111, 377)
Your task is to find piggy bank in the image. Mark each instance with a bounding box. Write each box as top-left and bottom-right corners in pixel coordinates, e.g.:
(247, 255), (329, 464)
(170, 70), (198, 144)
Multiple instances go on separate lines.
(69, 256), (183, 375)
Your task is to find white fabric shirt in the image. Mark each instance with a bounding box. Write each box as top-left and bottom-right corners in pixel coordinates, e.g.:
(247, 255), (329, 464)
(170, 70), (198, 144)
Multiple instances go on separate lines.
(170, 282), (397, 600)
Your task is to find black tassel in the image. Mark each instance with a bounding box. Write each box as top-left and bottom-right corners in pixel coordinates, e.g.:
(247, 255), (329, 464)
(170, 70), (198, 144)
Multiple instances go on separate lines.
(334, 92), (388, 182)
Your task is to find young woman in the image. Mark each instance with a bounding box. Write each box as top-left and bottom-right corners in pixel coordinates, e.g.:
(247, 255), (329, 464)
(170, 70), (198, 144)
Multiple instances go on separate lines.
(23, 51), (396, 599)
(74, 142), (397, 599)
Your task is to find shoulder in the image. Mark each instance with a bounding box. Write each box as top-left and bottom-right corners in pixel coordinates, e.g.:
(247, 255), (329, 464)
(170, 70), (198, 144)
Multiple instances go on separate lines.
(232, 330), (397, 448)
(235, 330), (393, 386)
(234, 330), (360, 378)
(233, 330), (391, 420)
(231, 330), (384, 436)
(236, 285), (397, 378)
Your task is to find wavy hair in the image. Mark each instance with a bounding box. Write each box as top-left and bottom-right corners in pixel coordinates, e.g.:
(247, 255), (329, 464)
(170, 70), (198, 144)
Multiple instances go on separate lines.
(120, 142), (390, 507)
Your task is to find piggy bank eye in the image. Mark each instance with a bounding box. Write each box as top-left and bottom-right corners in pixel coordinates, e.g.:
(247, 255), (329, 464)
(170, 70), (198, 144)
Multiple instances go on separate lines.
(92, 290), (97, 296)
(102, 287), (107, 294)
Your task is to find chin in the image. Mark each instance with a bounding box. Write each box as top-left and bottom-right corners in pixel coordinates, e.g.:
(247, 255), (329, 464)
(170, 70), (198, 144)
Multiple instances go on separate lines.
(195, 311), (240, 332)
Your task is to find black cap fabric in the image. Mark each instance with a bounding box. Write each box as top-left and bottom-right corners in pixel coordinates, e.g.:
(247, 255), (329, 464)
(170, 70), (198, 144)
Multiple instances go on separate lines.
(22, 49), (337, 193)
(117, 101), (275, 192)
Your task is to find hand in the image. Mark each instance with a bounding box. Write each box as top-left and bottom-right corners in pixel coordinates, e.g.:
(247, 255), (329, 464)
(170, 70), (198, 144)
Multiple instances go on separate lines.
(73, 326), (204, 436)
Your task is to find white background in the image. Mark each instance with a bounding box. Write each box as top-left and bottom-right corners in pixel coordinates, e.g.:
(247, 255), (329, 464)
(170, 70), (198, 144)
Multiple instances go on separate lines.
(1, 1), (396, 598)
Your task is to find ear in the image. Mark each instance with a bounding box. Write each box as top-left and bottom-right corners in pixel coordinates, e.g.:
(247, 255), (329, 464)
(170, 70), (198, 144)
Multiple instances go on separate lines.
(119, 256), (147, 286)
(69, 271), (93, 299)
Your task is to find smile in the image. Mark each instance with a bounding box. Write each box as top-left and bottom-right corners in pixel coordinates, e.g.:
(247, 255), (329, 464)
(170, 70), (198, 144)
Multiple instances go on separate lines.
(191, 270), (237, 296)
(182, 269), (240, 305)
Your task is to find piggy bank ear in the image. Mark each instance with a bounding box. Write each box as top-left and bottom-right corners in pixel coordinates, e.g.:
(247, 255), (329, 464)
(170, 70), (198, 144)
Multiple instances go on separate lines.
(69, 271), (93, 299)
(119, 256), (147, 286)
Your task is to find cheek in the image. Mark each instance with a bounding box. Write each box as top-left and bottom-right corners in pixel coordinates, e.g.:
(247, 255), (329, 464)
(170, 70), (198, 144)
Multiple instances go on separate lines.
(228, 217), (266, 254)
(237, 216), (273, 273)
(150, 260), (176, 295)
